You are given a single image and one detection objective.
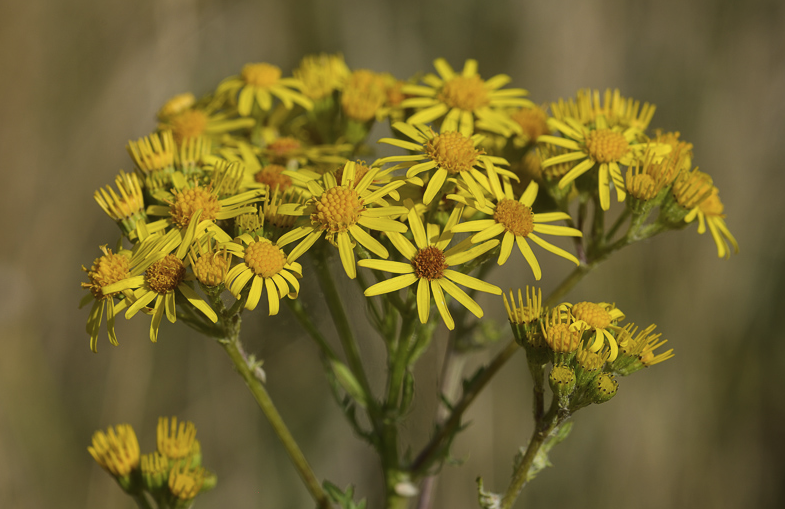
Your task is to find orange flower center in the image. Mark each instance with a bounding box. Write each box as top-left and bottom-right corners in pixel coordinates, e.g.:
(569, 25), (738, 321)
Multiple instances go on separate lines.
(267, 137), (301, 160)
(146, 255), (186, 294)
(241, 63), (281, 87)
(244, 241), (287, 278)
(341, 70), (387, 122)
(425, 131), (480, 174)
(544, 323), (581, 353)
(494, 199), (534, 237)
(672, 169), (714, 208)
(83, 250), (131, 299)
(254, 164), (292, 191)
(170, 186), (221, 229)
(585, 129), (629, 163)
(571, 302), (611, 329)
(438, 74), (489, 111)
(411, 246), (448, 281)
(170, 110), (208, 142)
(627, 172), (657, 201)
(312, 186), (364, 233)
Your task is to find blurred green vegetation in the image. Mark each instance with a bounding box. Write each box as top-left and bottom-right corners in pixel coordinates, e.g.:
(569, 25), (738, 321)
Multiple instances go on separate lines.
(1, 0), (784, 507)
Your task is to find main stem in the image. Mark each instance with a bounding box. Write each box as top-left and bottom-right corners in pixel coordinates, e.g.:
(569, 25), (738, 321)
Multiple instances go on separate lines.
(220, 336), (331, 509)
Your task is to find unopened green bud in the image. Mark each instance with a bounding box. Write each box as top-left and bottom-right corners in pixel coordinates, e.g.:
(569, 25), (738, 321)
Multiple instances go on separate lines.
(590, 373), (618, 404)
(549, 365), (576, 406)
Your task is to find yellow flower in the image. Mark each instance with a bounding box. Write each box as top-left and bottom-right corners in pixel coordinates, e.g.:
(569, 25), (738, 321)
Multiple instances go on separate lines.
(539, 115), (670, 210)
(615, 323), (674, 371)
(169, 461), (206, 501)
(88, 424), (140, 478)
(684, 186), (739, 258)
(341, 69), (388, 122)
(401, 58), (532, 136)
(222, 234), (303, 315)
(376, 122), (516, 206)
(510, 105), (551, 145)
(100, 214), (218, 342)
(276, 161), (409, 279)
(567, 301), (625, 361)
(157, 416), (198, 460)
(358, 206), (501, 330)
(157, 103), (256, 146)
(550, 88), (656, 131)
(217, 62), (313, 116)
(293, 53), (351, 100)
(94, 170), (147, 235)
(450, 180), (582, 279)
(503, 286), (543, 325)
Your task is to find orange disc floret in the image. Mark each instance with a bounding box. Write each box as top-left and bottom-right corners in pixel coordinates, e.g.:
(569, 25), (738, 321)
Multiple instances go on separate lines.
(146, 255), (186, 294)
(312, 186), (364, 233)
(438, 74), (489, 111)
(494, 199), (534, 237)
(425, 131), (480, 174)
(82, 247), (131, 299)
(244, 240), (287, 278)
(571, 301), (612, 329)
(584, 129), (629, 163)
(411, 246), (448, 281)
(170, 184), (221, 229)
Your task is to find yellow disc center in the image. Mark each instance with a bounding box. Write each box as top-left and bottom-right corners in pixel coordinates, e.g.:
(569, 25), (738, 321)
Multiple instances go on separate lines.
(194, 251), (229, 287)
(545, 323), (581, 353)
(244, 241), (287, 278)
(170, 186), (221, 229)
(312, 186), (364, 233)
(267, 137), (302, 160)
(411, 246), (448, 281)
(170, 110), (208, 141)
(629, 173), (657, 201)
(438, 74), (489, 111)
(571, 301), (612, 329)
(425, 131), (479, 174)
(585, 129), (628, 163)
(494, 199), (534, 237)
(511, 107), (549, 140)
(146, 255), (186, 294)
(241, 63), (282, 87)
(85, 251), (131, 299)
(254, 164), (292, 191)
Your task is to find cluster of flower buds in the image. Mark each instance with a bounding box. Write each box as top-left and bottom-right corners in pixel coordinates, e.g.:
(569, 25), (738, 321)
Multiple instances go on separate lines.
(88, 417), (216, 508)
(504, 287), (674, 410)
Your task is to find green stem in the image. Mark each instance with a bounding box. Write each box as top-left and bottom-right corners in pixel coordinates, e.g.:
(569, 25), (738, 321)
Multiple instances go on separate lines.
(285, 298), (340, 363)
(221, 336), (331, 509)
(312, 253), (373, 401)
(130, 493), (153, 509)
(499, 418), (561, 509)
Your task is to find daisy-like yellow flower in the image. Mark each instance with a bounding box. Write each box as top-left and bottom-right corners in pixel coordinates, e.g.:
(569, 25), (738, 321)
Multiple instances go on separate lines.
(614, 323), (674, 373)
(216, 63), (313, 116)
(157, 416), (198, 460)
(450, 180), (582, 279)
(101, 213), (218, 342)
(222, 234), (302, 315)
(157, 103), (256, 146)
(550, 89), (657, 132)
(510, 105), (551, 146)
(566, 301), (625, 361)
(88, 424), (140, 479)
(376, 122), (515, 206)
(81, 246), (133, 352)
(94, 171), (147, 235)
(358, 206), (502, 330)
(401, 58), (532, 137)
(276, 161), (409, 279)
(341, 69), (388, 122)
(293, 53), (351, 101)
(684, 186), (739, 258)
(538, 115), (670, 210)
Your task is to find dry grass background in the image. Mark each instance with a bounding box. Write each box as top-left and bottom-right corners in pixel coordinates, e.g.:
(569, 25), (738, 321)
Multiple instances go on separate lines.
(1, 0), (784, 507)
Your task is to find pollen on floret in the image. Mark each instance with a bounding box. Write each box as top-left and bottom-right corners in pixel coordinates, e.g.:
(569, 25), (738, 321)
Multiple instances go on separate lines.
(82, 247), (131, 299)
(494, 199), (534, 237)
(254, 164), (292, 191)
(146, 255), (186, 294)
(242, 63), (281, 87)
(170, 184), (221, 229)
(425, 131), (481, 174)
(244, 241), (287, 278)
(169, 109), (209, 143)
(312, 186), (364, 233)
(193, 249), (230, 287)
(411, 246), (448, 281)
(571, 302), (612, 329)
(438, 74), (489, 111)
(584, 129), (629, 163)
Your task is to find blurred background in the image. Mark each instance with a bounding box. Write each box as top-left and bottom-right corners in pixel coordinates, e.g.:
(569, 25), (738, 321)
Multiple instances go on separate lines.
(2, 0), (784, 507)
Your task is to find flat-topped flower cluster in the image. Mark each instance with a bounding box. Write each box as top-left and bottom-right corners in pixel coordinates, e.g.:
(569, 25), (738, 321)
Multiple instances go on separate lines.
(81, 55), (736, 352)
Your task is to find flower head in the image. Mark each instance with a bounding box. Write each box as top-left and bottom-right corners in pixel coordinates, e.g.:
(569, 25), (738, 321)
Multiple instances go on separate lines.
(450, 180), (582, 279)
(358, 206), (502, 330)
(341, 69), (387, 122)
(567, 301), (625, 361)
(217, 62), (312, 116)
(293, 53), (350, 100)
(88, 424), (140, 478)
(684, 186), (738, 258)
(401, 58), (532, 136)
